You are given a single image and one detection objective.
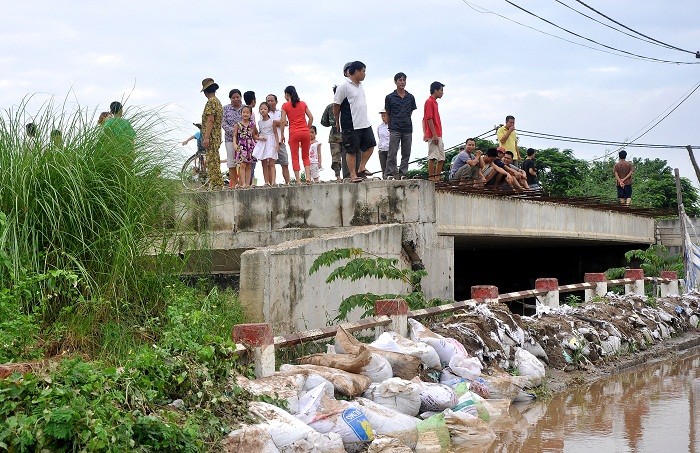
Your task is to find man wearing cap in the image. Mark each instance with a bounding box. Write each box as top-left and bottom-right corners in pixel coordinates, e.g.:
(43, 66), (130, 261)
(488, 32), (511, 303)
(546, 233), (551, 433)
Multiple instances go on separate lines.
(200, 77), (224, 189)
(497, 115), (519, 160)
(333, 61), (375, 183)
(384, 72), (417, 179)
(423, 81), (445, 182)
(376, 109), (389, 178)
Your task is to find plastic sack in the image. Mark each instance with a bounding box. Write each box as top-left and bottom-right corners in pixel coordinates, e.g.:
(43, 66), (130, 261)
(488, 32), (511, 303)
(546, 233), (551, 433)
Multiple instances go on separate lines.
(446, 354), (483, 380)
(367, 435), (413, 453)
(295, 383), (374, 453)
(354, 397), (419, 449)
(362, 353), (393, 383)
(335, 326), (421, 380)
(247, 402), (317, 449)
(363, 377), (422, 417)
(236, 374), (305, 415)
(299, 346), (372, 374)
(452, 391), (490, 422)
(280, 363), (371, 397)
(514, 347), (546, 387)
(443, 409), (496, 448)
(223, 424), (280, 453)
(413, 379), (458, 413)
(408, 319), (467, 366)
(371, 331), (441, 370)
(415, 413), (450, 449)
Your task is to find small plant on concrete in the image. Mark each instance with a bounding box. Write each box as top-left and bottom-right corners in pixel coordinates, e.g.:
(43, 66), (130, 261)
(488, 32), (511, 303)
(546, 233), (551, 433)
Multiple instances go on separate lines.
(309, 247), (433, 322)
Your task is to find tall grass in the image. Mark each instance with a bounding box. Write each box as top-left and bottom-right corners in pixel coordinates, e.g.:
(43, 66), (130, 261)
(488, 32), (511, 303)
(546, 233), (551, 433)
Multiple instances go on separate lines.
(0, 97), (181, 330)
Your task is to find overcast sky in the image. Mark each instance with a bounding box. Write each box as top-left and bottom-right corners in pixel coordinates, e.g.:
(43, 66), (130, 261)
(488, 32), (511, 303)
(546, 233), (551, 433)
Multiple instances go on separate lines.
(3, 0), (699, 185)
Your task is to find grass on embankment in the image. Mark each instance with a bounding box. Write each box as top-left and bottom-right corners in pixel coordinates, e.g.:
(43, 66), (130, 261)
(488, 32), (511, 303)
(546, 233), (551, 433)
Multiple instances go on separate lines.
(0, 98), (260, 451)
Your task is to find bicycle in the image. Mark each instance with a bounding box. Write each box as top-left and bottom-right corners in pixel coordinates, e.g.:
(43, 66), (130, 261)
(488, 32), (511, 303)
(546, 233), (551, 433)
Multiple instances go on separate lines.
(181, 149), (208, 190)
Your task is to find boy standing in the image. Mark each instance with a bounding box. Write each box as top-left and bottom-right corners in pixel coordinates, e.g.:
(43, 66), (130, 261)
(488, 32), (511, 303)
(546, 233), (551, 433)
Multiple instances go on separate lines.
(423, 81), (445, 182)
(377, 110), (390, 178)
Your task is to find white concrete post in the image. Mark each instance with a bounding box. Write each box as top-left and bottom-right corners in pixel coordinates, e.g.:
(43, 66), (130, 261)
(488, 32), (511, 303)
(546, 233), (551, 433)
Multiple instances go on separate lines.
(660, 271), (679, 296)
(584, 273), (608, 301)
(374, 299), (409, 338)
(624, 269), (645, 296)
(471, 285), (499, 304)
(232, 323), (275, 378)
(535, 278), (559, 308)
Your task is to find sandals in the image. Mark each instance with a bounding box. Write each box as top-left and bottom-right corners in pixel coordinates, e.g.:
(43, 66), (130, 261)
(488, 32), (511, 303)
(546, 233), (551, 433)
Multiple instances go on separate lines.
(357, 170), (372, 178)
(351, 177), (363, 183)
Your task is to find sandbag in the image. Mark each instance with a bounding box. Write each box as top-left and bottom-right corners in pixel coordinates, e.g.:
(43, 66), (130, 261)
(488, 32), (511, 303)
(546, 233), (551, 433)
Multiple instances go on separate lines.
(443, 409), (496, 448)
(248, 402), (318, 449)
(480, 374), (524, 401)
(299, 346), (372, 374)
(514, 347), (546, 387)
(446, 354), (483, 380)
(362, 353), (393, 383)
(367, 436), (413, 453)
(223, 424), (280, 453)
(452, 391), (490, 422)
(408, 319), (467, 366)
(354, 397), (419, 449)
(415, 413), (450, 449)
(279, 363), (371, 397)
(412, 379), (458, 413)
(295, 383), (374, 452)
(371, 331), (441, 370)
(335, 326), (422, 380)
(236, 374), (305, 414)
(363, 378), (422, 417)
(281, 432), (345, 453)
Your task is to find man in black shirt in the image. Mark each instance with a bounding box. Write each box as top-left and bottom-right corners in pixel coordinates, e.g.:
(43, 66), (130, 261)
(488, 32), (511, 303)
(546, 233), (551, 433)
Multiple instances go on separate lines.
(384, 72), (417, 179)
(521, 148), (540, 190)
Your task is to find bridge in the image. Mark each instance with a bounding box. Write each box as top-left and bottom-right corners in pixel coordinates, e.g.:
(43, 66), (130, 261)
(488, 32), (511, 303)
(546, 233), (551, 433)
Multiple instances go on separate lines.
(173, 180), (657, 334)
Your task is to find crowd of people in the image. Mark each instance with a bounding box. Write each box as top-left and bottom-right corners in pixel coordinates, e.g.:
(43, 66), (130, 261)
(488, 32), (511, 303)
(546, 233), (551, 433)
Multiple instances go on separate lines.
(193, 61), (551, 193)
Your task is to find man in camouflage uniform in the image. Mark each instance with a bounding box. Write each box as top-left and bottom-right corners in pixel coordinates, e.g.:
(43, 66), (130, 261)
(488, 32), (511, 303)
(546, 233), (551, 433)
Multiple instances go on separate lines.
(320, 85), (343, 181)
(200, 77), (224, 189)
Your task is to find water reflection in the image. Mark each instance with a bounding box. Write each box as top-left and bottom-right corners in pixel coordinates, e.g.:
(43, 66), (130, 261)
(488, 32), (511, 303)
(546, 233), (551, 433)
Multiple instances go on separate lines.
(450, 350), (700, 452)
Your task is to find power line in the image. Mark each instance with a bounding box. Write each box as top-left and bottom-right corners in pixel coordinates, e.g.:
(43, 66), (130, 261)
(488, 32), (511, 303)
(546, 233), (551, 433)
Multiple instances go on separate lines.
(517, 129), (699, 150)
(572, 0), (699, 56)
(459, 0), (655, 63)
(504, 0), (700, 65)
(552, 0), (675, 51)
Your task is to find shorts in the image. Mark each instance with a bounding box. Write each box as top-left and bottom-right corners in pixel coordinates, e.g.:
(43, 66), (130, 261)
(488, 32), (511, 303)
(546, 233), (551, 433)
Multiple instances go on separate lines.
(275, 142), (289, 166)
(225, 141), (237, 168)
(342, 126), (376, 156)
(310, 163), (320, 180)
(617, 184), (632, 199)
(427, 137), (445, 161)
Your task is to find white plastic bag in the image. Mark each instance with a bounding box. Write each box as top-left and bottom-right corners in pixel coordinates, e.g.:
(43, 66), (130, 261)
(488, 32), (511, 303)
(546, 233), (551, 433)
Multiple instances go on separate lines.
(446, 354), (483, 380)
(371, 331), (441, 370)
(295, 383), (374, 452)
(408, 319), (467, 366)
(413, 379), (458, 412)
(354, 397), (419, 449)
(363, 377), (422, 417)
(443, 409), (496, 448)
(514, 347), (546, 387)
(361, 353), (393, 383)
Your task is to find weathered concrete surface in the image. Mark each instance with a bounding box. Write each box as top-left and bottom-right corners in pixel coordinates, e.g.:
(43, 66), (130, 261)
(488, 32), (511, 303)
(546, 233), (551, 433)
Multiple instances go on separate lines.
(239, 224), (452, 334)
(436, 191), (656, 244)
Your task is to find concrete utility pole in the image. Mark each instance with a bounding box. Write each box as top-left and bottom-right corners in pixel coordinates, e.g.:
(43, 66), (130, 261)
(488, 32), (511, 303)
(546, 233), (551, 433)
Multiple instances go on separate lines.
(686, 145), (700, 184)
(674, 168), (686, 263)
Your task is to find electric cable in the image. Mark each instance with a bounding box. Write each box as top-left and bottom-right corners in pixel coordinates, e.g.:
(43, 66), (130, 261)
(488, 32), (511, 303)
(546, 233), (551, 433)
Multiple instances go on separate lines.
(504, 0), (700, 65)
(459, 0), (655, 63)
(552, 0), (675, 50)
(572, 0), (698, 56)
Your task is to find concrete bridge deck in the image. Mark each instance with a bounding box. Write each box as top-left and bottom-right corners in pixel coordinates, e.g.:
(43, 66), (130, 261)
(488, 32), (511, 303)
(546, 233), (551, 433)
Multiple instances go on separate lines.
(173, 180), (656, 333)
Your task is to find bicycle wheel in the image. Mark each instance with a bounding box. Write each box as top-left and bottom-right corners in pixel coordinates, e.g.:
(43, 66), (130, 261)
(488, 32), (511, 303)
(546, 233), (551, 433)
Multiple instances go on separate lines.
(181, 153), (208, 190)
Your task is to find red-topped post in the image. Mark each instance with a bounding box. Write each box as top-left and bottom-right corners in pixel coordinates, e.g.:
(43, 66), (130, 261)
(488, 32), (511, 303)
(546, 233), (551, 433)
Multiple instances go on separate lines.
(660, 270), (679, 296)
(584, 272), (608, 301)
(624, 269), (645, 296)
(471, 285), (499, 304)
(232, 323), (275, 378)
(374, 299), (409, 337)
(535, 278), (559, 308)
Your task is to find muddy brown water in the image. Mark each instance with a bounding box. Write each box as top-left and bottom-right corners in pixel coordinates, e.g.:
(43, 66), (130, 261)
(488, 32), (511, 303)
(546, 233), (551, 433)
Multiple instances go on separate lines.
(449, 350), (700, 452)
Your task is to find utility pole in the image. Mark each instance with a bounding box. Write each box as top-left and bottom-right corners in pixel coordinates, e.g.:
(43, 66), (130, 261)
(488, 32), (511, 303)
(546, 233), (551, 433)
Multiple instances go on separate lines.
(674, 168), (686, 265)
(685, 145), (700, 184)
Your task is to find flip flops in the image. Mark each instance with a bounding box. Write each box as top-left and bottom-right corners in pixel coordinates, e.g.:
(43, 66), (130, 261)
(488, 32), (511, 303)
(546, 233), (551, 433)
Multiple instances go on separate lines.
(351, 177), (363, 183)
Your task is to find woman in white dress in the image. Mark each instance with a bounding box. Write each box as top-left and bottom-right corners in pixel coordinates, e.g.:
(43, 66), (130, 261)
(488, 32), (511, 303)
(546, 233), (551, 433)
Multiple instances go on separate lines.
(252, 102), (279, 186)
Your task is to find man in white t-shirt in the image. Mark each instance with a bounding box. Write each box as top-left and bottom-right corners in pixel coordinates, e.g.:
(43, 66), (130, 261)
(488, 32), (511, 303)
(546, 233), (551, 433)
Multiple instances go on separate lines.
(333, 61), (376, 183)
(266, 93), (291, 184)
